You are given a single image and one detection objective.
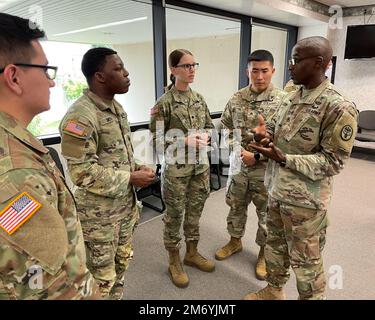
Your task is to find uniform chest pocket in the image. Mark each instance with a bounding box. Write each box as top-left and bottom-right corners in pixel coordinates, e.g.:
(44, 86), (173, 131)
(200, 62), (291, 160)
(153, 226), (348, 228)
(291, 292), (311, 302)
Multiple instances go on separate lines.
(99, 116), (116, 134)
(233, 110), (246, 128)
(243, 107), (260, 128)
(284, 113), (321, 151)
(191, 103), (207, 129)
(172, 104), (190, 130)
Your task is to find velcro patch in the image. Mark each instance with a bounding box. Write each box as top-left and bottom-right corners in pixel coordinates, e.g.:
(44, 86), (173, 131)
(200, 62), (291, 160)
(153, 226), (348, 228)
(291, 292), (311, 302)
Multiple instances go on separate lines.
(331, 112), (357, 152)
(64, 120), (86, 136)
(0, 192), (41, 235)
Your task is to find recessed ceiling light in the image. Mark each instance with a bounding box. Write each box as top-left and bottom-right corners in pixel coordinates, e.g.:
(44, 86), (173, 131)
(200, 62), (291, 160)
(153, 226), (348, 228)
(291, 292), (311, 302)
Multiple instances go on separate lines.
(53, 16), (147, 37)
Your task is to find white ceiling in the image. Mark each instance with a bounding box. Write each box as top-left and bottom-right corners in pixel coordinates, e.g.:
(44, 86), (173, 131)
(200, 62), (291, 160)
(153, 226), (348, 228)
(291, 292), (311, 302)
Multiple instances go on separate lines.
(182, 0), (327, 26)
(2, 0), (327, 45)
(317, 0), (375, 7)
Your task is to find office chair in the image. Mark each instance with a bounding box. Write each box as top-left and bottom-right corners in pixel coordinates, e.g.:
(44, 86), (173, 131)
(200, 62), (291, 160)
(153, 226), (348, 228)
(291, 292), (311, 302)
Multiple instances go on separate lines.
(356, 110), (375, 142)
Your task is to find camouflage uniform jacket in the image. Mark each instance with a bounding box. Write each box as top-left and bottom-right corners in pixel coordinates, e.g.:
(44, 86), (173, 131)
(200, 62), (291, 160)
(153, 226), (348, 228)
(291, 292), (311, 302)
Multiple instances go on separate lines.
(0, 111), (99, 300)
(59, 90), (137, 224)
(150, 86), (214, 177)
(265, 78), (358, 210)
(221, 84), (286, 178)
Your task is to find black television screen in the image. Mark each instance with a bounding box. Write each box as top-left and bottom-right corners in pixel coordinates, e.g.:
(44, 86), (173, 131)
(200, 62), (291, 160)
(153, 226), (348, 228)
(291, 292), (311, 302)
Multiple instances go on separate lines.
(345, 24), (375, 59)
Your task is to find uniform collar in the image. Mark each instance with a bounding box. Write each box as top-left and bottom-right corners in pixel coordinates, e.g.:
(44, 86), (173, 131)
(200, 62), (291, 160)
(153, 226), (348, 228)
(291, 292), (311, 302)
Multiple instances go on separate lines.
(242, 84), (276, 102)
(290, 78), (331, 105)
(170, 86), (200, 104)
(85, 89), (117, 114)
(0, 111), (48, 154)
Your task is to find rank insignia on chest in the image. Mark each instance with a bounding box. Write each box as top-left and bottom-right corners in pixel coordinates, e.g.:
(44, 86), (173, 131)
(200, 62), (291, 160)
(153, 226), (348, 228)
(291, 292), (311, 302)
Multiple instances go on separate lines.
(0, 192), (42, 235)
(65, 120), (85, 136)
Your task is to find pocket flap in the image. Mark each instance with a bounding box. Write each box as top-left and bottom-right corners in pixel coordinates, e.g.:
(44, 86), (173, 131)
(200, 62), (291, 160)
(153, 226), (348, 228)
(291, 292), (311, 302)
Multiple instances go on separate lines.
(0, 182), (19, 203)
(99, 116), (115, 126)
(284, 114), (310, 142)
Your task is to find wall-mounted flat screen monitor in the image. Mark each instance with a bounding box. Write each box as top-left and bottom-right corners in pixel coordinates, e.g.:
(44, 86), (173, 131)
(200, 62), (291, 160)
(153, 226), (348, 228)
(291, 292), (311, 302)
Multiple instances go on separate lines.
(344, 24), (375, 59)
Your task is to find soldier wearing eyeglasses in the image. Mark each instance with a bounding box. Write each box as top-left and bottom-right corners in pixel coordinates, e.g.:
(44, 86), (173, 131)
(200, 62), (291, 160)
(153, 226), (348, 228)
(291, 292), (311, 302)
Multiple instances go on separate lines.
(245, 36), (358, 300)
(150, 49), (215, 288)
(0, 13), (100, 299)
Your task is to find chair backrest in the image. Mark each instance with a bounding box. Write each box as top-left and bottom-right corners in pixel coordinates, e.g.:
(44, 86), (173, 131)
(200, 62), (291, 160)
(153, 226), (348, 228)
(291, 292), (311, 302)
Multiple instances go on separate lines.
(358, 110), (375, 130)
(46, 147), (65, 178)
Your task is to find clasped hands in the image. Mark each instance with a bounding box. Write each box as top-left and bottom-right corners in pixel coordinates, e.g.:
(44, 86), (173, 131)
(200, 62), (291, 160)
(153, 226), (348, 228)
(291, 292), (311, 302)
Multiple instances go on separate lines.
(130, 165), (156, 188)
(185, 132), (211, 149)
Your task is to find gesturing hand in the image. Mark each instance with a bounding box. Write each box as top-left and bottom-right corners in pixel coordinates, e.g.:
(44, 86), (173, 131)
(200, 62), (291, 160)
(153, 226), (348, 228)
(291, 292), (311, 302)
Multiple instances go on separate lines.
(240, 150), (256, 167)
(248, 142), (286, 163)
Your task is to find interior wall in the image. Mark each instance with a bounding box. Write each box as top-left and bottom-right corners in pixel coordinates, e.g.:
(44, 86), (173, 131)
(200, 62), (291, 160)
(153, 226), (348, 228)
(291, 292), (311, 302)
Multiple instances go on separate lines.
(327, 16), (375, 111)
(113, 42), (155, 123)
(297, 23), (328, 40)
(251, 27), (287, 88)
(167, 34), (240, 113)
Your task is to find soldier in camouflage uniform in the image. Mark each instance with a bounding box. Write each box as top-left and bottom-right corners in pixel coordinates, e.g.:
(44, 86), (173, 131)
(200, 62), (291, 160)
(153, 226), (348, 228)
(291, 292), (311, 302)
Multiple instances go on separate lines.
(245, 37), (358, 300)
(0, 13), (100, 299)
(215, 50), (286, 281)
(59, 48), (155, 299)
(150, 49), (215, 288)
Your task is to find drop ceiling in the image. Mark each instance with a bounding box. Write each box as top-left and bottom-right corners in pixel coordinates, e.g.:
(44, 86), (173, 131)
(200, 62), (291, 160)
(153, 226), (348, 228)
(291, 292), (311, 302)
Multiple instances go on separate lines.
(2, 0), (328, 45)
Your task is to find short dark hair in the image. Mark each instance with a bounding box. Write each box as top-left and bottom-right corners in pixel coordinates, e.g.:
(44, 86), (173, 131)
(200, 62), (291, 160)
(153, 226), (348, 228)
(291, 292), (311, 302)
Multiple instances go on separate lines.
(0, 13), (45, 68)
(248, 49), (274, 66)
(81, 47), (117, 83)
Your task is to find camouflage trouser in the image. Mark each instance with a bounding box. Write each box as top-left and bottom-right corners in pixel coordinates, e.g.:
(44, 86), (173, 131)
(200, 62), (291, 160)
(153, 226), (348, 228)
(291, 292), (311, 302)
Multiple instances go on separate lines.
(225, 170), (268, 247)
(82, 206), (140, 300)
(161, 169), (210, 249)
(265, 196), (328, 300)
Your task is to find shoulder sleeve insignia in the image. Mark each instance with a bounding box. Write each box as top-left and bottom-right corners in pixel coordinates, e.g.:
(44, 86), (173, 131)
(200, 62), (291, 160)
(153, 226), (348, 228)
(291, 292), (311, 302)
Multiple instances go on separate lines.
(341, 125), (353, 141)
(0, 192), (42, 235)
(64, 120), (86, 136)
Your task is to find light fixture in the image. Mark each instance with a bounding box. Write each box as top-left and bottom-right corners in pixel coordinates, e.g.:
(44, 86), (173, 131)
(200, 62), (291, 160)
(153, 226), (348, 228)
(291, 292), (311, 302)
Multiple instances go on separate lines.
(53, 16), (147, 37)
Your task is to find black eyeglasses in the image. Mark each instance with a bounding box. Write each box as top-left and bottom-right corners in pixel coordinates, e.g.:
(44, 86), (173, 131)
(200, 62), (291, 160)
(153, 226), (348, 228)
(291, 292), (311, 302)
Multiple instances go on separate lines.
(175, 63), (199, 71)
(0, 63), (58, 80)
(288, 56), (322, 66)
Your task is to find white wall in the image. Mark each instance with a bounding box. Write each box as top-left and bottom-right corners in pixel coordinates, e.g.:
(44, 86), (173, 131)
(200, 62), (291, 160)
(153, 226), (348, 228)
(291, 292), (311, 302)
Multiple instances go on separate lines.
(327, 16), (375, 111)
(297, 23), (328, 40)
(167, 34), (240, 113)
(114, 42), (155, 124)
(251, 27), (288, 88)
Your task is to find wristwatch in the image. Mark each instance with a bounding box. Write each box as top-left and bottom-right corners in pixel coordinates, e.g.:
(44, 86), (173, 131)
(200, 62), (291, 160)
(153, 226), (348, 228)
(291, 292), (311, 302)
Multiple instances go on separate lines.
(254, 152), (261, 162)
(278, 160), (286, 167)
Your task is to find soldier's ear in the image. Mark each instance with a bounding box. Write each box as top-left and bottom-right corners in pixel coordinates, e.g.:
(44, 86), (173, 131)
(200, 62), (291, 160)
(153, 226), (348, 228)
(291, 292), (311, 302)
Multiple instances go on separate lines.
(94, 71), (105, 83)
(3, 65), (23, 96)
(315, 56), (324, 69)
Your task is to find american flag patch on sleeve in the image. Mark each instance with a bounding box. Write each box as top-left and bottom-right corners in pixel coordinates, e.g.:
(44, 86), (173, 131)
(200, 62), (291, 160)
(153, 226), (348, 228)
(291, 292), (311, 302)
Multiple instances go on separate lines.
(0, 192), (42, 235)
(65, 120), (85, 136)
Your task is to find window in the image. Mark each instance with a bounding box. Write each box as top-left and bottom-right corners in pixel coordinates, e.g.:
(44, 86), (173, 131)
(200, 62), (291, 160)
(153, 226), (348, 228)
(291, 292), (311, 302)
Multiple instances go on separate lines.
(4, 0), (155, 136)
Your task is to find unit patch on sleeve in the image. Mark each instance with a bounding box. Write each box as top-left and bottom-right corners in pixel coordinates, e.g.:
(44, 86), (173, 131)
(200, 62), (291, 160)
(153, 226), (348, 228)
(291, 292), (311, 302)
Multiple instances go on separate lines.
(0, 192), (42, 235)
